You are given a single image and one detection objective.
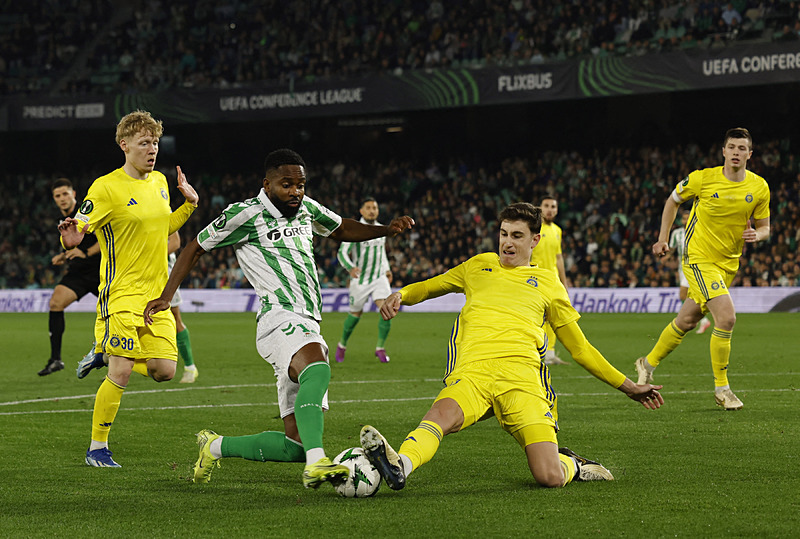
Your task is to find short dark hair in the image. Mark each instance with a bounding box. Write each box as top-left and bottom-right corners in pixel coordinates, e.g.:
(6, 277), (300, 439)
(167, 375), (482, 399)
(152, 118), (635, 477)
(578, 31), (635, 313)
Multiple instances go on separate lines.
(498, 202), (542, 235)
(540, 193), (557, 204)
(361, 197), (377, 206)
(264, 149), (306, 173)
(52, 177), (73, 191)
(724, 127), (752, 150)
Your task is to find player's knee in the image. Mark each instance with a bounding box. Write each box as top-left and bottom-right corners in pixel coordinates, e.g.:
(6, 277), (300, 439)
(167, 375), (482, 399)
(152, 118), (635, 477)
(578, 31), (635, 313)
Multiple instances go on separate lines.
(716, 313), (735, 331)
(150, 371), (174, 382)
(49, 297), (67, 311)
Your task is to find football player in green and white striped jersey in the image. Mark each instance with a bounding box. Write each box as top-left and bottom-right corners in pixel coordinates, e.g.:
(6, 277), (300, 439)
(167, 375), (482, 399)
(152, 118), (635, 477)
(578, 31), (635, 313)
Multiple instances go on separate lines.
(335, 198), (394, 364)
(144, 149), (414, 489)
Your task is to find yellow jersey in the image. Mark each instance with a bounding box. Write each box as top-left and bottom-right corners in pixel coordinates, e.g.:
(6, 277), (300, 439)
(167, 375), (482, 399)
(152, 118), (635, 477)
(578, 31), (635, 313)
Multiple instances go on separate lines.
(676, 166), (770, 273)
(399, 252), (580, 370)
(529, 221), (562, 271)
(74, 168), (195, 317)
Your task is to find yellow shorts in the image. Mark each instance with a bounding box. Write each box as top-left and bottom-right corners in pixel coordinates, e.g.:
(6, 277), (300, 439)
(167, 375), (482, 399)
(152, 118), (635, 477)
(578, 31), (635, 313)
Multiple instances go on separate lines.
(683, 262), (736, 313)
(94, 310), (177, 361)
(435, 358), (558, 447)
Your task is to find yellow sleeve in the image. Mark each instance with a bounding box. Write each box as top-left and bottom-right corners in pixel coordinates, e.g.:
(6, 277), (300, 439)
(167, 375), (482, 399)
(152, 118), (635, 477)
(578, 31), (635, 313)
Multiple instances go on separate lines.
(399, 262), (466, 305)
(555, 321), (626, 388)
(168, 201), (196, 235)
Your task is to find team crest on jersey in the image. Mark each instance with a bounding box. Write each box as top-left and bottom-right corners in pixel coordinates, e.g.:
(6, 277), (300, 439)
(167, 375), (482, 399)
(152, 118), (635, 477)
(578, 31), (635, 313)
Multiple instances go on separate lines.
(265, 218), (278, 228)
(213, 214), (227, 229)
(160, 188), (168, 200)
(745, 193), (753, 203)
(79, 200), (94, 214)
(526, 276), (538, 287)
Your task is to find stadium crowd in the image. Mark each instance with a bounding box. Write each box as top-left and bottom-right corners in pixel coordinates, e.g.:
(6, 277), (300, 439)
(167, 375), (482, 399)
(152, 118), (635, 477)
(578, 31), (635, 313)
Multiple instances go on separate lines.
(2, 0), (799, 95)
(2, 137), (798, 291)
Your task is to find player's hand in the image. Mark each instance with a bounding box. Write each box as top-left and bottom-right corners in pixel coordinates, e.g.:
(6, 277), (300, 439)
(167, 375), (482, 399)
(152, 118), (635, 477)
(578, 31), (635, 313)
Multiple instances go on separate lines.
(143, 298), (170, 325)
(742, 220), (757, 243)
(349, 267), (361, 279)
(58, 217), (89, 249)
(51, 253), (67, 266)
(387, 216), (414, 236)
(651, 240), (669, 257)
(65, 248), (86, 260)
(176, 165), (199, 206)
(379, 292), (403, 320)
(624, 382), (664, 410)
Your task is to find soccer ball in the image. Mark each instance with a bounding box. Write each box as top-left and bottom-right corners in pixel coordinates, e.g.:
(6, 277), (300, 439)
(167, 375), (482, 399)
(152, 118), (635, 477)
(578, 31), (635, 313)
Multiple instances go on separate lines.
(332, 447), (381, 498)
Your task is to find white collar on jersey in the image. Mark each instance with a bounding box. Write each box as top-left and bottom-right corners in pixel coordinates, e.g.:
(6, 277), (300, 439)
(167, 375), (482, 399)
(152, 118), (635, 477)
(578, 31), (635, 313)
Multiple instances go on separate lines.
(258, 188), (284, 220)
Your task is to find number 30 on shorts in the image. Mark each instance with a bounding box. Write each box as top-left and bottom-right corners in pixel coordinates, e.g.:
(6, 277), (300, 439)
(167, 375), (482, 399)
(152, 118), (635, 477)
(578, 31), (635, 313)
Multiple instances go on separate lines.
(110, 336), (135, 350)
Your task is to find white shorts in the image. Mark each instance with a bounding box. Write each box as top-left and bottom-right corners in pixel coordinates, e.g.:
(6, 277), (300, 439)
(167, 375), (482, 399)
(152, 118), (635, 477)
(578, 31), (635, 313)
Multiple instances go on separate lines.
(677, 266), (689, 288)
(348, 276), (392, 312)
(167, 253), (182, 308)
(170, 287), (182, 308)
(256, 309), (329, 418)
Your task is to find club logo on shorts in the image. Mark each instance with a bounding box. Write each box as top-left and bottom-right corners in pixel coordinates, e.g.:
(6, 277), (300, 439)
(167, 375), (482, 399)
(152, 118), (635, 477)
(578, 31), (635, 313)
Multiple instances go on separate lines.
(110, 336), (120, 347)
(79, 200), (94, 214)
(160, 188), (168, 200)
(526, 276), (538, 287)
(745, 193), (753, 203)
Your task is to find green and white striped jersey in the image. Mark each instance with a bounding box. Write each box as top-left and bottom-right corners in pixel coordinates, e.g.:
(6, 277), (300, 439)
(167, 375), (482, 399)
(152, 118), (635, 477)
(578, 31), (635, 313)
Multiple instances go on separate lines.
(337, 218), (390, 285)
(669, 226), (686, 262)
(197, 189), (342, 320)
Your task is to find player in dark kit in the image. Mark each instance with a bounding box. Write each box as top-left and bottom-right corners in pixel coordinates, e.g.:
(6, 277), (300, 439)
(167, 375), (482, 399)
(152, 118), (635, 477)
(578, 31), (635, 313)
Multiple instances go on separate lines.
(39, 178), (101, 376)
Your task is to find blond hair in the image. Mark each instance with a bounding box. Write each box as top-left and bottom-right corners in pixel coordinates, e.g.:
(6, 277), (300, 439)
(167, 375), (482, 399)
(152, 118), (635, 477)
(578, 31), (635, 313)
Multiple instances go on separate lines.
(115, 110), (164, 144)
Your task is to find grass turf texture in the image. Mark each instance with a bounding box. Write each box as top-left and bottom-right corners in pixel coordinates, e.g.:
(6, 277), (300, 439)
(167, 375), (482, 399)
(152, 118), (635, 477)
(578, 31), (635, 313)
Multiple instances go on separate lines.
(2, 311), (798, 537)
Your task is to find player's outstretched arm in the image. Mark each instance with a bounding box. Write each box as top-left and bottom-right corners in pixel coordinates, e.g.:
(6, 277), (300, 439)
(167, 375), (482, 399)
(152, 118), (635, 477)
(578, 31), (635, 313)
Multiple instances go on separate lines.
(617, 378), (664, 410)
(330, 216), (414, 242)
(144, 238), (207, 324)
(379, 292), (403, 320)
(58, 217), (88, 249)
(556, 320), (663, 409)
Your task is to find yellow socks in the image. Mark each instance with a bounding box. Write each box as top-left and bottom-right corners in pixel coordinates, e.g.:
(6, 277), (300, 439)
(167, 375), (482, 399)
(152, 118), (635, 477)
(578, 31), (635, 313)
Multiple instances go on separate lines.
(91, 376), (125, 443)
(646, 319), (686, 367)
(710, 328), (733, 387)
(398, 420), (444, 473)
(559, 453), (577, 486)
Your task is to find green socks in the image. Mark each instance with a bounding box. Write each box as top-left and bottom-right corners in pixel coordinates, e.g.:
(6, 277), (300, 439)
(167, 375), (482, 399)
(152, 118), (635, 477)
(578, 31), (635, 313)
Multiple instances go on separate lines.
(294, 362), (330, 452)
(377, 318), (391, 348)
(340, 314), (360, 346)
(176, 328), (195, 367)
(221, 431), (304, 462)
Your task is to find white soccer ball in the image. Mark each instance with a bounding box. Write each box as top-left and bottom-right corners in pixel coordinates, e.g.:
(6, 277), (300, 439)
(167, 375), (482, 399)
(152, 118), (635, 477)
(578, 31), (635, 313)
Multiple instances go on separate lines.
(332, 447), (381, 498)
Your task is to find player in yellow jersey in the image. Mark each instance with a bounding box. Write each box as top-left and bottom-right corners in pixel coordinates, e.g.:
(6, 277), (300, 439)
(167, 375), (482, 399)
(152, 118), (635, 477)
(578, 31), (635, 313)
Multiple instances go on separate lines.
(58, 110), (199, 467)
(360, 202), (663, 491)
(635, 128), (770, 410)
(530, 194), (569, 365)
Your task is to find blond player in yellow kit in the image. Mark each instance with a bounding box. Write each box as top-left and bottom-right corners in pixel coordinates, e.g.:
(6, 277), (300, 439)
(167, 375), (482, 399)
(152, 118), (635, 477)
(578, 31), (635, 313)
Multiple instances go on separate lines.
(58, 110), (198, 467)
(359, 203), (663, 491)
(530, 195), (569, 365)
(635, 128), (770, 410)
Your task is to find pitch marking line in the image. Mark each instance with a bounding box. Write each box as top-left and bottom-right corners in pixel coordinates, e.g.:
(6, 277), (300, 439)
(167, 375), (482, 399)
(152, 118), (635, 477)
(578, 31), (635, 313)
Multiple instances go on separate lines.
(2, 371), (796, 408)
(0, 388), (795, 416)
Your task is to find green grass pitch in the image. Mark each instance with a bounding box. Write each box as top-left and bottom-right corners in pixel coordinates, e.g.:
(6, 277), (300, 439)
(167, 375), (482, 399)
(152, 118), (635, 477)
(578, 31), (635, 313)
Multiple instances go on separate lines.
(1, 311), (798, 537)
